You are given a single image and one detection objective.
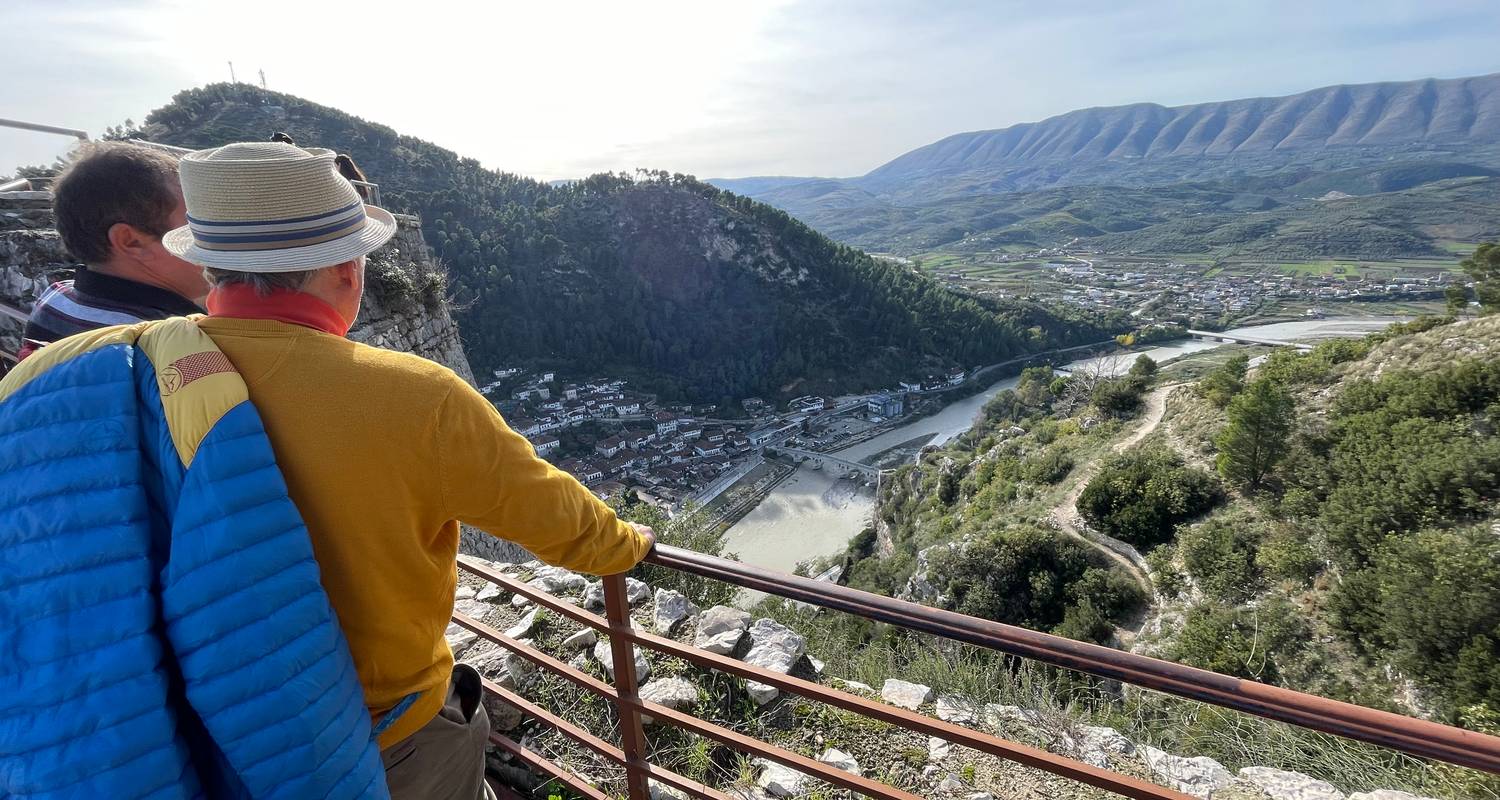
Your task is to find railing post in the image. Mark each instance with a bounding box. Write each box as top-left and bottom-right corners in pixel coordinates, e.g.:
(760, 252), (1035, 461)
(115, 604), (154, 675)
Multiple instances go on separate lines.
(603, 573), (652, 800)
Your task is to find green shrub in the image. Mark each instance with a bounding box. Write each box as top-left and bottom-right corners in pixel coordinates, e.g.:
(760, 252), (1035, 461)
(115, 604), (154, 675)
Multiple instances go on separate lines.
(1179, 517), (1263, 603)
(928, 525), (1143, 634)
(1021, 447), (1074, 485)
(1255, 528), (1322, 586)
(1196, 353), (1248, 407)
(1330, 526), (1500, 716)
(1145, 545), (1185, 599)
(1091, 375), (1150, 416)
(1076, 447), (1225, 549)
(1168, 597), (1308, 683)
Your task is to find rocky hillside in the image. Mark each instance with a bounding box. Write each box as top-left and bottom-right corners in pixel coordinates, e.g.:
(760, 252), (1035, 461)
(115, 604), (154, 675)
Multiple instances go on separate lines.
(124, 84), (1114, 404)
(453, 553), (1459, 799)
(792, 316), (1500, 798)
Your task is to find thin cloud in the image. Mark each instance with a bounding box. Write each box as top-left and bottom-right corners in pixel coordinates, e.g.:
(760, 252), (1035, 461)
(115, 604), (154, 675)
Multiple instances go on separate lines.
(2, 0), (1497, 181)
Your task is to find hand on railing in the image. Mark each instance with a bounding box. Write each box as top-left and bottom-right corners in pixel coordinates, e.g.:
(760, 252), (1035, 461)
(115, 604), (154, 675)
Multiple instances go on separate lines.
(628, 522), (657, 553)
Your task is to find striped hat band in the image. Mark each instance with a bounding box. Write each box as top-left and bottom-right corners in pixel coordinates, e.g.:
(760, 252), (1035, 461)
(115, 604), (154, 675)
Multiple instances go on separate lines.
(163, 141), (397, 273)
(187, 199), (369, 252)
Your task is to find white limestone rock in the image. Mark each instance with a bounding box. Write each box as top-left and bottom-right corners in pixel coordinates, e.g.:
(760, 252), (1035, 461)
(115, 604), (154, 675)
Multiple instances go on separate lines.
(694, 605), (751, 654)
(561, 628), (598, 652)
(530, 565), (587, 596)
(638, 677), (699, 724)
(445, 621), (477, 658)
(511, 593), (533, 609)
(593, 636), (651, 683)
(1141, 746), (1233, 798)
(476, 583), (503, 603)
(1349, 791), (1439, 800)
(653, 589), (697, 634)
(928, 736), (952, 762)
(982, 704), (1039, 729)
(648, 780), (689, 800)
(504, 639), (540, 684)
(742, 618), (806, 705)
(1073, 725), (1135, 768)
(454, 598), (489, 621)
(482, 692), (523, 731)
(754, 759), (808, 798)
(937, 773), (967, 793)
(832, 677), (875, 693)
(968, 794), (995, 800)
(454, 585), (476, 601)
(626, 577), (652, 604)
(582, 581), (605, 610)
(935, 695), (978, 724)
(505, 608), (539, 640)
(1239, 767), (1347, 800)
(881, 678), (934, 710)
(817, 747), (861, 776)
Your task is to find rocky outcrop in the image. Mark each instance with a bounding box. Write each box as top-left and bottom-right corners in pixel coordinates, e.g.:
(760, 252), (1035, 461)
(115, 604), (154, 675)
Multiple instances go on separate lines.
(0, 194), (70, 359)
(694, 606), (752, 655)
(741, 618), (806, 705)
(350, 213), (473, 384)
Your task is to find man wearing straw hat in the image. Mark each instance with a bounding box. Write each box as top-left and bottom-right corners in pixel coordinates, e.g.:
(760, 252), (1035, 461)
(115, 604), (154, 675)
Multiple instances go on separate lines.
(165, 141), (655, 798)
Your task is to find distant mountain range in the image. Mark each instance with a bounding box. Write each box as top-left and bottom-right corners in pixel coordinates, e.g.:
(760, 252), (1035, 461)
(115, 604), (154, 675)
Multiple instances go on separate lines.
(713, 73), (1500, 258)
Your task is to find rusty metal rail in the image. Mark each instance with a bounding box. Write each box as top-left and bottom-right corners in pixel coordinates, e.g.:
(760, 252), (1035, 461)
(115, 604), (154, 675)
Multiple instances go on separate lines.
(454, 546), (1500, 800)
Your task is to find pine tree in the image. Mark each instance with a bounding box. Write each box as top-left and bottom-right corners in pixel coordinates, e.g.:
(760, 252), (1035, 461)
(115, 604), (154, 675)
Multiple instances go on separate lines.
(1215, 378), (1294, 492)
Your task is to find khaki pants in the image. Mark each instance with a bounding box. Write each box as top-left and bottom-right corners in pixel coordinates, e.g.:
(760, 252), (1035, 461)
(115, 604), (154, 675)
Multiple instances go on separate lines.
(381, 665), (496, 800)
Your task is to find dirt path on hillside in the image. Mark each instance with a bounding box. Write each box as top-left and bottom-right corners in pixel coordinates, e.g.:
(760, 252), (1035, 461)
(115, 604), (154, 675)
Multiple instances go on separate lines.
(1048, 385), (1177, 597)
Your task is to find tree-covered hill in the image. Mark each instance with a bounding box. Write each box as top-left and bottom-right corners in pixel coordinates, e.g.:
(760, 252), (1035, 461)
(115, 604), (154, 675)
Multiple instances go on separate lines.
(129, 83), (1113, 402)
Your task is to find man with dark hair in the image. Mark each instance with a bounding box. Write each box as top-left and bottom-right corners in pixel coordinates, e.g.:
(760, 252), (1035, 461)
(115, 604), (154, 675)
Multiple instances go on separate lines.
(18, 141), (206, 359)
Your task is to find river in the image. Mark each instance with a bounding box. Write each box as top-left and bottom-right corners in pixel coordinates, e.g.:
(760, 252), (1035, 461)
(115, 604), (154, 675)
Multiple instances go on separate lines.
(721, 316), (1403, 575)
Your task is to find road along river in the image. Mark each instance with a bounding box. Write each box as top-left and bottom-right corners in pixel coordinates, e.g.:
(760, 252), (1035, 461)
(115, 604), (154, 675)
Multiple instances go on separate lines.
(721, 317), (1403, 576)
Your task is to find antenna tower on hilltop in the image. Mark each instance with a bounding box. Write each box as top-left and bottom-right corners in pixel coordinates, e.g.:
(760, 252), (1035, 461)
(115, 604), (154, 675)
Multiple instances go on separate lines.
(228, 61), (237, 83)
(259, 69), (266, 89)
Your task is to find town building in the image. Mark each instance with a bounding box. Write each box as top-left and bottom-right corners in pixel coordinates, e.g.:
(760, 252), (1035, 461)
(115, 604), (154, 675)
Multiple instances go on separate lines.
(533, 434), (560, 456)
(867, 393), (904, 419)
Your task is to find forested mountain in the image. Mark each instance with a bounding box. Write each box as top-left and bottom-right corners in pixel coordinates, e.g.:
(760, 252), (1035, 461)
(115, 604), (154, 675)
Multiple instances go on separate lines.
(129, 84), (1112, 402)
(713, 73), (1500, 257)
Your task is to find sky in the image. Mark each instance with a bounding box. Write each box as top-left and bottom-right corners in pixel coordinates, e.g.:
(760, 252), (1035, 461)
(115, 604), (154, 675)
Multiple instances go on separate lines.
(2, 0), (1499, 182)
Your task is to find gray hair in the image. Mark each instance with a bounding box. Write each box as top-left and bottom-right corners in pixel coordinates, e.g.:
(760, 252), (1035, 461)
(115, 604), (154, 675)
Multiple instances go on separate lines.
(203, 266), (323, 296)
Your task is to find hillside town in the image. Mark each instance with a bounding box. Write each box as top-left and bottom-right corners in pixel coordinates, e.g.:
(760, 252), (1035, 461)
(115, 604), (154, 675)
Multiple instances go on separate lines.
(931, 249), (1454, 323)
(481, 367), (955, 511)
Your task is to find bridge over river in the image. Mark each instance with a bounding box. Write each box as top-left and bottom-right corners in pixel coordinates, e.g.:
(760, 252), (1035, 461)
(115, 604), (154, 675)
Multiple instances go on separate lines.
(772, 446), (888, 481)
(1185, 328), (1313, 351)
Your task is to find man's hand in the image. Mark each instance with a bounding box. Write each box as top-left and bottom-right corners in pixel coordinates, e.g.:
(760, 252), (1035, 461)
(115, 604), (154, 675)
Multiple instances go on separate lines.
(630, 522), (656, 551)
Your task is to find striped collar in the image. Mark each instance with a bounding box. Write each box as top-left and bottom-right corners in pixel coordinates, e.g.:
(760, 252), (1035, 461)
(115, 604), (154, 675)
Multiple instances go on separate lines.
(206, 284), (350, 336)
(73, 267), (203, 316)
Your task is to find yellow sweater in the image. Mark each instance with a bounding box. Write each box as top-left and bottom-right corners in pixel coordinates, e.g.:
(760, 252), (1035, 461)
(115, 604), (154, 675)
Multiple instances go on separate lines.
(196, 316), (651, 748)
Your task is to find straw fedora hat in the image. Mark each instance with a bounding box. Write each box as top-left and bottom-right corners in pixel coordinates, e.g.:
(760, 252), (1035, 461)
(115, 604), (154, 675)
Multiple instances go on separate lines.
(163, 141), (396, 272)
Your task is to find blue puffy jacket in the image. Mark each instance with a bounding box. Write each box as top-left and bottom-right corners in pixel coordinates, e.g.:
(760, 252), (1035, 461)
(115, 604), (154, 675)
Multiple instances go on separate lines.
(0, 319), (388, 799)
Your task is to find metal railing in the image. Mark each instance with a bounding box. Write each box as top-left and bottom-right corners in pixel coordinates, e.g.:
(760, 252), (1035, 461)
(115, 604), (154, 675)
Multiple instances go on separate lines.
(454, 545), (1500, 799)
(0, 118), (88, 141)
